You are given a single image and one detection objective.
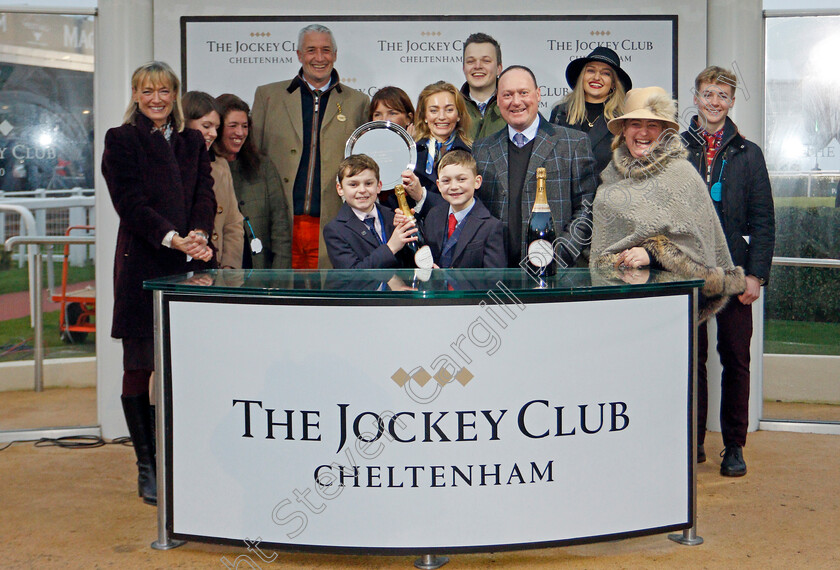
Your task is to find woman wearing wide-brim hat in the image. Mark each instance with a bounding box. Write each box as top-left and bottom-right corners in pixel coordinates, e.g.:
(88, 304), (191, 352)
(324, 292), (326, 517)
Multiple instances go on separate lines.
(590, 86), (745, 323)
(549, 47), (632, 178)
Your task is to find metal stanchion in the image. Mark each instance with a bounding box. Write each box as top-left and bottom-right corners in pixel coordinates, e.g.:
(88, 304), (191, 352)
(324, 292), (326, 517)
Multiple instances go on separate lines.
(414, 554), (449, 569)
(151, 290), (185, 551)
(4, 234), (95, 392)
(669, 287), (704, 546)
(669, 526), (703, 546)
(32, 250), (44, 392)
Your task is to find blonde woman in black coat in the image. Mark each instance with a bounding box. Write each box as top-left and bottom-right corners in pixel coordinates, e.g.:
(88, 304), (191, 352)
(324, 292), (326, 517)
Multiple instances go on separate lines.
(549, 47), (632, 178)
(102, 61), (216, 505)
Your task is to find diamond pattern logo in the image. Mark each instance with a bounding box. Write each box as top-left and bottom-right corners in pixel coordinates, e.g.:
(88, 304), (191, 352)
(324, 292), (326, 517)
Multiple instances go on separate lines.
(433, 367), (452, 386)
(0, 120), (13, 136)
(454, 368), (474, 386)
(390, 368), (410, 387)
(391, 366), (474, 389)
(412, 368), (432, 387)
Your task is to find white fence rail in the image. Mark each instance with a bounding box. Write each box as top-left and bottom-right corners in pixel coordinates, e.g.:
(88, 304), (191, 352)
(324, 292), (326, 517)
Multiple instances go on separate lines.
(0, 187), (95, 268)
(767, 170), (840, 199)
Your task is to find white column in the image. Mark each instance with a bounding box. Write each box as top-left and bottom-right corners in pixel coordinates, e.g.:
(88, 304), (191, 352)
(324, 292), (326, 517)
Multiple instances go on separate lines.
(704, 0), (765, 436)
(95, 0), (154, 438)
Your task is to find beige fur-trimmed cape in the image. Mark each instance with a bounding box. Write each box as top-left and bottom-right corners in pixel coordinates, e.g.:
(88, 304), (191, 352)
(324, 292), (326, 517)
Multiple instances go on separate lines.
(591, 140), (745, 321)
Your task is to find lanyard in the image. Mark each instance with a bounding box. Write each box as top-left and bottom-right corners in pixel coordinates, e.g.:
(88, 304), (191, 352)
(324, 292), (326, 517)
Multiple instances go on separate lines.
(375, 207), (386, 243)
(710, 158), (726, 202)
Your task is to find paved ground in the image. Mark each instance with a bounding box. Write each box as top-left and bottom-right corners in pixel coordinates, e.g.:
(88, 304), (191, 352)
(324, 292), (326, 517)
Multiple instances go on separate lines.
(1, 425), (838, 569)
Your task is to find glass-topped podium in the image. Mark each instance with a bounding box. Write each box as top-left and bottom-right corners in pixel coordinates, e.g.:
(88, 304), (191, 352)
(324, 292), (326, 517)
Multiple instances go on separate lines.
(145, 267), (701, 299)
(144, 268), (704, 558)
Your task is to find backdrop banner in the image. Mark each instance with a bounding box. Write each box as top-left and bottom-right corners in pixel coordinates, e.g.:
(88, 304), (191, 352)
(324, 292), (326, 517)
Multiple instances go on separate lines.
(181, 16), (677, 111)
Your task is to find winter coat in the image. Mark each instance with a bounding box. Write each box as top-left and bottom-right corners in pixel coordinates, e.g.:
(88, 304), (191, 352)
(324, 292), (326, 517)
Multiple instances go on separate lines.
(102, 113), (216, 338)
(250, 69), (370, 268)
(549, 101), (614, 180)
(681, 116), (775, 283)
(209, 156), (244, 269)
(460, 82), (507, 142)
(228, 157), (292, 269)
(591, 140), (745, 322)
(414, 135), (472, 194)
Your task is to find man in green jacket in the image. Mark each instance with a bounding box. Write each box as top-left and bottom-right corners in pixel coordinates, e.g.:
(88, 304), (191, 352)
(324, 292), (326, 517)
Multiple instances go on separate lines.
(459, 33), (507, 142)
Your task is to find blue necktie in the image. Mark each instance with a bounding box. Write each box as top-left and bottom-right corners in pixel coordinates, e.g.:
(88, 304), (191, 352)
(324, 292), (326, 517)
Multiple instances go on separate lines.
(363, 217), (382, 243)
(513, 132), (527, 148)
(477, 102), (487, 116)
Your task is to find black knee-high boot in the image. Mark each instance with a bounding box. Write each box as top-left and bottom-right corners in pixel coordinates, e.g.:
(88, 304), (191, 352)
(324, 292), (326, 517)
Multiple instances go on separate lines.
(121, 393), (157, 505)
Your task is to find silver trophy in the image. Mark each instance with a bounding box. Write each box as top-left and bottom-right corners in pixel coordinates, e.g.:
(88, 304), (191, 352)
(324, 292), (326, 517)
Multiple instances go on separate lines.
(344, 120), (417, 190)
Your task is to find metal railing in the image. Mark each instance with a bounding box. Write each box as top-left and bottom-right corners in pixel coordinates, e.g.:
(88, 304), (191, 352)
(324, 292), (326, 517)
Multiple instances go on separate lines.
(4, 234), (96, 392)
(0, 205), (39, 324)
(768, 170), (839, 199)
(765, 255), (840, 435)
(772, 256), (840, 268)
(0, 188), (95, 268)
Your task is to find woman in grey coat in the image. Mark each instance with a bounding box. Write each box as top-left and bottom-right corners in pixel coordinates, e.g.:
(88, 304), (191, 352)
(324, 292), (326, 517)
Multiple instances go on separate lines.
(590, 86), (745, 322)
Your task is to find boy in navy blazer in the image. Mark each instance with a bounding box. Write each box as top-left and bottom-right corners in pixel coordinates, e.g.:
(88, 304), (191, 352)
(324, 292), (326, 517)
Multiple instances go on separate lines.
(324, 154), (417, 269)
(424, 150), (506, 268)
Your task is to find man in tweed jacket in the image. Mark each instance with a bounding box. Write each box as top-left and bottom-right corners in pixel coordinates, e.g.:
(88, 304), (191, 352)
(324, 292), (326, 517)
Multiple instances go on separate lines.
(251, 24), (369, 269)
(474, 66), (597, 269)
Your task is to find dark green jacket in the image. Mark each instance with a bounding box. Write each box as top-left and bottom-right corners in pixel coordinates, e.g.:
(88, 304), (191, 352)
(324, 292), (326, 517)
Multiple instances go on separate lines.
(229, 157), (292, 269)
(460, 82), (507, 142)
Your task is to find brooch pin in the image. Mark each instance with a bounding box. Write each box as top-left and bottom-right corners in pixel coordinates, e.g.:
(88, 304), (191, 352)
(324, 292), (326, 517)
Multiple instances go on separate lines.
(336, 102), (346, 122)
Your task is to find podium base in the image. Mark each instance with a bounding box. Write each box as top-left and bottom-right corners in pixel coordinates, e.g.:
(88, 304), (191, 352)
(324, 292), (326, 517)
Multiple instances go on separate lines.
(414, 554), (449, 569)
(668, 530), (704, 546)
(151, 539), (185, 550)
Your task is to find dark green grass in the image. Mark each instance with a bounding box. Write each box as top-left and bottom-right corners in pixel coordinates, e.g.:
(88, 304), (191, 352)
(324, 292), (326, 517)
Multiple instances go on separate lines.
(0, 310), (95, 362)
(764, 319), (840, 356)
(0, 263), (96, 295)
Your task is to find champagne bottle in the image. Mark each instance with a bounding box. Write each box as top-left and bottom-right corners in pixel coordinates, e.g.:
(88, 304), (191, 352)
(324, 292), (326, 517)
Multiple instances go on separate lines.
(394, 184), (434, 269)
(526, 167), (557, 277)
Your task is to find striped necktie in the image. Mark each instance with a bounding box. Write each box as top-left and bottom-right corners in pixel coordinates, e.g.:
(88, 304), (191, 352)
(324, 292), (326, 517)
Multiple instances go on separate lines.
(363, 216), (382, 243)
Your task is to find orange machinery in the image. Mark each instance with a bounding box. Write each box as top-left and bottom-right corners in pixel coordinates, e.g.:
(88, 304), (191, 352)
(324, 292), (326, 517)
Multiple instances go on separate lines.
(51, 225), (95, 343)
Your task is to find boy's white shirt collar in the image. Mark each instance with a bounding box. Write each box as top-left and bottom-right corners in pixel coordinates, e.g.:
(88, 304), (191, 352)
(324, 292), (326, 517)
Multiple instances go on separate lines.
(448, 198), (476, 223)
(350, 204), (383, 238)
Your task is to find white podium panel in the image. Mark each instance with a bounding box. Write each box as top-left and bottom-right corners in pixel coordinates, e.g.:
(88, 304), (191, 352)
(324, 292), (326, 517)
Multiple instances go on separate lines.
(160, 290), (693, 552)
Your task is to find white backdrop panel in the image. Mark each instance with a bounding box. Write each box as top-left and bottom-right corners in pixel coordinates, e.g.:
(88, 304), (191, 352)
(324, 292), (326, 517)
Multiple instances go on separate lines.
(182, 16), (676, 112)
(153, 1), (707, 116)
(167, 294), (690, 549)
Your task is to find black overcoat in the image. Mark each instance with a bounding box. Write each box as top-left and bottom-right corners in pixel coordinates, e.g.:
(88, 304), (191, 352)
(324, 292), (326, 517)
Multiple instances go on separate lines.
(102, 113), (216, 338)
(549, 102), (613, 181)
(682, 116), (775, 283)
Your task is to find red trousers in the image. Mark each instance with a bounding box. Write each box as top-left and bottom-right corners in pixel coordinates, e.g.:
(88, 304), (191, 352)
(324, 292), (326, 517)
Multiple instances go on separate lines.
(292, 215), (320, 269)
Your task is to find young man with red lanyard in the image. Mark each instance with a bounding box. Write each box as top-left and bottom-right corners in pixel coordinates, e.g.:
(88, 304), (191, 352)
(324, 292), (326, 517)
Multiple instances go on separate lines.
(682, 66), (775, 477)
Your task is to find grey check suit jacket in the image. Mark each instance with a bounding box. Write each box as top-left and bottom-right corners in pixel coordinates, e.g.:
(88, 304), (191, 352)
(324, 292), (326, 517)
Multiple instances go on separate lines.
(473, 115), (597, 267)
